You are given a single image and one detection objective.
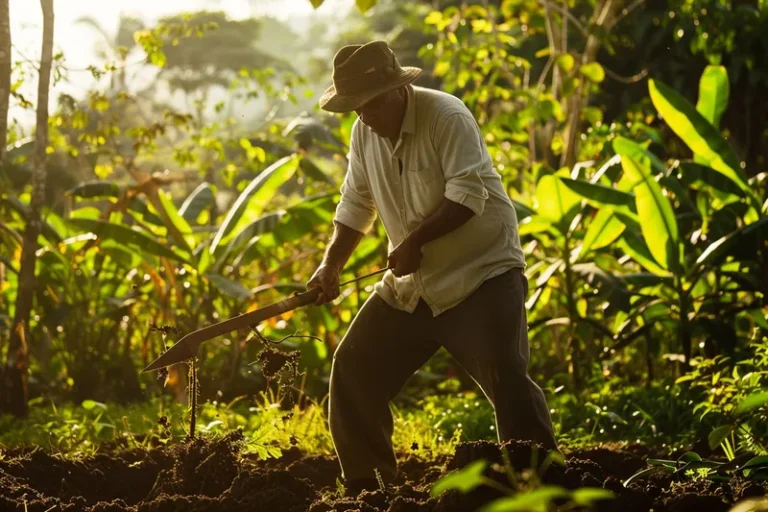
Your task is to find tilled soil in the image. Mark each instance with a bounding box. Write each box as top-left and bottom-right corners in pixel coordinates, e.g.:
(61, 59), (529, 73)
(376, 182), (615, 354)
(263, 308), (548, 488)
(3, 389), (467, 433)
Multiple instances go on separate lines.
(0, 431), (765, 512)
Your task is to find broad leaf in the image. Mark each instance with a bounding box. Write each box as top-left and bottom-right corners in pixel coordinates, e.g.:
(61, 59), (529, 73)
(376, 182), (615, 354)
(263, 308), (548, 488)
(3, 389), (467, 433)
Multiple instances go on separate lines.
(535, 173), (581, 225)
(695, 217), (768, 269)
(619, 155), (679, 271)
(479, 486), (571, 512)
(581, 208), (626, 255)
(734, 391), (768, 416)
(66, 218), (188, 264)
(560, 178), (635, 207)
(356, 0), (376, 13)
(179, 182), (215, 223)
(205, 273), (252, 300)
(678, 162), (743, 199)
(430, 460), (487, 497)
(157, 188), (194, 250)
(571, 488), (615, 505)
(696, 65), (729, 129)
(66, 181), (122, 199)
(300, 157), (337, 186)
(612, 136), (666, 175)
(648, 79), (748, 192)
(211, 155), (300, 253)
(618, 232), (670, 276)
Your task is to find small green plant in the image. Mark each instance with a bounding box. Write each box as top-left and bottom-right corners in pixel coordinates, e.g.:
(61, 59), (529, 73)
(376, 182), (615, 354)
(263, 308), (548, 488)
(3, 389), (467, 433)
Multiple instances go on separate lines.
(431, 450), (613, 511)
(624, 451), (768, 487)
(676, 335), (768, 458)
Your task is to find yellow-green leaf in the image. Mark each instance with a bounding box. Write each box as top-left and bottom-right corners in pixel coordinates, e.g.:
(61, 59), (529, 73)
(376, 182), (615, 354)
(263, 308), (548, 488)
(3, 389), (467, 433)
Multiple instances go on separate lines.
(94, 164), (113, 178)
(580, 62), (605, 83)
(535, 173), (581, 223)
(696, 65), (729, 128)
(648, 79), (749, 193)
(356, 0), (376, 13)
(556, 54), (575, 74)
(619, 155), (679, 270)
(581, 208), (626, 256)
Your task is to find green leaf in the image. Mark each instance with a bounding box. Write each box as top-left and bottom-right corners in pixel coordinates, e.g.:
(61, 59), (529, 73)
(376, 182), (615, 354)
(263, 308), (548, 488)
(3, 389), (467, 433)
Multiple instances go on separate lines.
(619, 155), (679, 270)
(678, 452), (703, 464)
(179, 182), (215, 224)
(618, 231), (670, 276)
(81, 400), (106, 410)
(678, 161), (743, 199)
(430, 460), (487, 497)
(478, 486), (571, 512)
(211, 155), (300, 253)
(581, 208), (626, 255)
(571, 487), (615, 505)
(741, 456), (768, 478)
(356, 0), (376, 13)
(556, 54), (575, 73)
(66, 181), (121, 199)
(535, 173), (581, 223)
(66, 218), (188, 264)
(696, 65), (729, 129)
(560, 178), (635, 207)
(695, 217), (768, 269)
(648, 79), (748, 192)
(205, 273), (252, 300)
(300, 157), (337, 186)
(157, 188), (193, 249)
(612, 136), (667, 175)
(580, 62), (605, 83)
(734, 391), (768, 416)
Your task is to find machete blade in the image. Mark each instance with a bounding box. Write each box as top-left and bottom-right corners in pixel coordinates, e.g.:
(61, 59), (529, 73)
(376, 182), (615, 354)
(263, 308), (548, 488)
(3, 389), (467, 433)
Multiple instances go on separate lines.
(141, 287), (320, 373)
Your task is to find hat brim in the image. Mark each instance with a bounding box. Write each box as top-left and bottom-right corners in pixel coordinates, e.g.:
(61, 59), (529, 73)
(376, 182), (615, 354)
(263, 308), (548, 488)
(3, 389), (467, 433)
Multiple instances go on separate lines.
(319, 67), (423, 113)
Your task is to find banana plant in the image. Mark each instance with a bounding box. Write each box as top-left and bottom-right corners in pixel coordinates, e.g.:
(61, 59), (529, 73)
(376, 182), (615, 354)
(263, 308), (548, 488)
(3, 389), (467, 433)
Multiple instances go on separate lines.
(560, 65), (766, 370)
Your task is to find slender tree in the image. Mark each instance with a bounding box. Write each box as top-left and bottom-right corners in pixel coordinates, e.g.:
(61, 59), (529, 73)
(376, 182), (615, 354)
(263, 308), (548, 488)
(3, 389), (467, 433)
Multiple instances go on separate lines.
(3, 0), (54, 417)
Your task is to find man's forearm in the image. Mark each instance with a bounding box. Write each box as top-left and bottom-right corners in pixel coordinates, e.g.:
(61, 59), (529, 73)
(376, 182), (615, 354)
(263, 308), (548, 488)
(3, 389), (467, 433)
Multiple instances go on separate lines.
(407, 198), (475, 248)
(320, 221), (365, 271)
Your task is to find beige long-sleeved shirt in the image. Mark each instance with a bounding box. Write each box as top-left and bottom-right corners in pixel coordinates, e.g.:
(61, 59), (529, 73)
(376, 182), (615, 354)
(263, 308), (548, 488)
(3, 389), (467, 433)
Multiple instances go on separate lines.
(334, 85), (526, 316)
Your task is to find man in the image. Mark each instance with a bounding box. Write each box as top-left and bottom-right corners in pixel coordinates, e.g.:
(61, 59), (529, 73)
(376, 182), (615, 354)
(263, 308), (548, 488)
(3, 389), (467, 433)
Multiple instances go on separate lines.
(307, 40), (558, 494)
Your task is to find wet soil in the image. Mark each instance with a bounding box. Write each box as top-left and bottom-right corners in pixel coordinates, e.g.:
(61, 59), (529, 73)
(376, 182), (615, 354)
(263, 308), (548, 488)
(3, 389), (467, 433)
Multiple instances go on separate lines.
(0, 432), (765, 512)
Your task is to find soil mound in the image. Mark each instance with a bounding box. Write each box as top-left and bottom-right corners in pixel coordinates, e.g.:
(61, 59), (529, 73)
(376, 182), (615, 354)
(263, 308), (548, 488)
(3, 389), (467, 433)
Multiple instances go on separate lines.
(0, 436), (765, 511)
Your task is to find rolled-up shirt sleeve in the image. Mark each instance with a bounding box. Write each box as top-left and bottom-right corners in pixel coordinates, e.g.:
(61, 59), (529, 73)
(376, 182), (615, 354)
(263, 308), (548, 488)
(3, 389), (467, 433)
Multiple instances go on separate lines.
(435, 112), (489, 217)
(333, 128), (377, 234)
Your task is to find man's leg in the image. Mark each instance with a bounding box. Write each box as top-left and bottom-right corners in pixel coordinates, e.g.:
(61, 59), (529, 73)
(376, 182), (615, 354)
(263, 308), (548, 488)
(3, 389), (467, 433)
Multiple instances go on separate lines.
(436, 269), (558, 450)
(329, 294), (439, 487)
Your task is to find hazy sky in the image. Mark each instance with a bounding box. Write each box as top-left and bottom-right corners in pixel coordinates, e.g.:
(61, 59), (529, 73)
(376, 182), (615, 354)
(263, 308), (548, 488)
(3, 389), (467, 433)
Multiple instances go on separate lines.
(9, 0), (354, 131)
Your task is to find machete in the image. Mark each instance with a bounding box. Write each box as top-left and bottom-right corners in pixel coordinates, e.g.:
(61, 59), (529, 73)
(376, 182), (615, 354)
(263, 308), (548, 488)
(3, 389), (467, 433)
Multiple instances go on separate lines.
(141, 267), (390, 373)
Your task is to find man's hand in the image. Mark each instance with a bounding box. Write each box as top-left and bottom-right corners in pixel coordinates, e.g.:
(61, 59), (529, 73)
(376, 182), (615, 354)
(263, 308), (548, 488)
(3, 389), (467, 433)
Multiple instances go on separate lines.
(387, 237), (423, 277)
(307, 265), (341, 305)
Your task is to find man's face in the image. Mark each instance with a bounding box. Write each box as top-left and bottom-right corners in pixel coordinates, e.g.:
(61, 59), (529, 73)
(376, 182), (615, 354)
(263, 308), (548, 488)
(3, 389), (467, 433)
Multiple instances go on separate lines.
(354, 89), (401, 134)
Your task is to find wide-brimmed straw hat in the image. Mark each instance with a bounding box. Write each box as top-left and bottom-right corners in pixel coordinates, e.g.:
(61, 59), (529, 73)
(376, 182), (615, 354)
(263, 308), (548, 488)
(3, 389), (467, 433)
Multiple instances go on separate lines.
(319, 40), (422, 113)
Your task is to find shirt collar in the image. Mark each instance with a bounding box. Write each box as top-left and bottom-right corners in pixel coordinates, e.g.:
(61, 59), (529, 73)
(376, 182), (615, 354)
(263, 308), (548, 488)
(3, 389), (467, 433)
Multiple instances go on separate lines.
(400, 85), (417, 136)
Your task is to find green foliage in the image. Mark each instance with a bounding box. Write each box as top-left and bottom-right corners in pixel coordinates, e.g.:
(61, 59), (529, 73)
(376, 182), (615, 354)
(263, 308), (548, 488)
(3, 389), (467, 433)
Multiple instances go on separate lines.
(430, 445), (611, 512)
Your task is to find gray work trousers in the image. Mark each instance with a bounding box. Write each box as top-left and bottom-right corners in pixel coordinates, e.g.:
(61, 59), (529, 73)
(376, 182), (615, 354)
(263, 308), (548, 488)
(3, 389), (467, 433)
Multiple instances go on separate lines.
(328, 268), (558, 482)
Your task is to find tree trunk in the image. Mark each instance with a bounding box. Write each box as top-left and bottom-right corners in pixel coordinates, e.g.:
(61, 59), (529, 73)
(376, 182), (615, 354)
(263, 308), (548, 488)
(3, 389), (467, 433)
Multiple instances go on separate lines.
(561, 0), (620, 169)
(0, 0), (10, 164)
(3, 0), (54, 417)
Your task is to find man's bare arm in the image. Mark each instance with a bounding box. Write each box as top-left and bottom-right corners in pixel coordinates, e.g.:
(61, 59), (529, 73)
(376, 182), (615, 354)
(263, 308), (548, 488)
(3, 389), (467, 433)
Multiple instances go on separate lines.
(388, 198), (474, 276)
(408, 198), (475, 248)
(308, 221), (365, 303)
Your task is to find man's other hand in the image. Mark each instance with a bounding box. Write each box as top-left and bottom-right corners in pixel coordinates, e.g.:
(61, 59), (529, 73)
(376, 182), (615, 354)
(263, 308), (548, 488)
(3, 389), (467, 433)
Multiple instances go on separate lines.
(387, 238), (423, 277)
(307, 265), (341, 305)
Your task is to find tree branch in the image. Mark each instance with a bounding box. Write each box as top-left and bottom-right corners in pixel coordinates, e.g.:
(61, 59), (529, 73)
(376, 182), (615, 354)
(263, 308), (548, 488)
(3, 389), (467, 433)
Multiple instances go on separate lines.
(536, 0), (589, 38)
(604, 66), (649, 84)
(608, 0), (647, 30)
